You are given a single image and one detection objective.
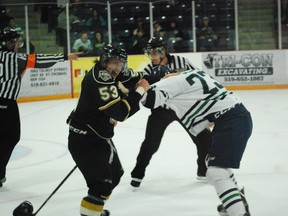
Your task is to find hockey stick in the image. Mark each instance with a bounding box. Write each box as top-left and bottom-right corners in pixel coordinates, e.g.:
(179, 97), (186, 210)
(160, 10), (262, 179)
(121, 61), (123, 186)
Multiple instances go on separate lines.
(13, 165), (77, 216)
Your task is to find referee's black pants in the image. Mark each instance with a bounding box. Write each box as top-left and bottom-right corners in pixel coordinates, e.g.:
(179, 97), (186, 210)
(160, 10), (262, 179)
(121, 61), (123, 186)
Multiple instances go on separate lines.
(0, 99), (21, 179)
(131, 107), (211, 179)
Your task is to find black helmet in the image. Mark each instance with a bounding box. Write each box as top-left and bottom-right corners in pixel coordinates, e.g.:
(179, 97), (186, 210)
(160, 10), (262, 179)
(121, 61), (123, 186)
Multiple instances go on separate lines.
(101, 44), (127, 65)
(0, 27), (23, 51)
(144, 36), (166, 56)
(0, 27), (20, 42)
(99, 44), (127, 72)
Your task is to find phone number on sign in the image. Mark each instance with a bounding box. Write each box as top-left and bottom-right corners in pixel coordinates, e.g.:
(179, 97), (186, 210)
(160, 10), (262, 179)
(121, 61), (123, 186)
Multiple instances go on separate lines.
(224, 76), (264, 82)
(30, 81), (60, 87)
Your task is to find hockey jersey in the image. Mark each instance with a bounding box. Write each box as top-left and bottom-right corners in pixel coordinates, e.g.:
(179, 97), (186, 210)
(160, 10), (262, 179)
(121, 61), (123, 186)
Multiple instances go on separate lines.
(142, 69), (241, 136)
(70, 64), (143, 139)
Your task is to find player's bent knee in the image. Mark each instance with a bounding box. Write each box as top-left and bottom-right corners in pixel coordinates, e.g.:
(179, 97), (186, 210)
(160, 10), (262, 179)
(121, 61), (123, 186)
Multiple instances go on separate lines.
(88, 181), (113, 198)
(206, 166), (231, 186)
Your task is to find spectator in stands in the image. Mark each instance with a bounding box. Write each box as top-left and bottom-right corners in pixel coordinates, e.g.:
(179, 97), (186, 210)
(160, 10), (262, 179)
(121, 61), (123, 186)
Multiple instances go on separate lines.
(132, 17), (149, 40)
(57, 7), (79, 52)
(85, 8), (107, 33)
(167, 20), (181, 39)
(7, 16), (36, 53)
(156, 28), (170, 51)
(197, 17), (218, 51)
(153, 20), (163, 37)
(91, 31), (107, 56)
(277, 0), (288, 25)
(130, 28), (147, 54)
(0, 6), (9, 30)
(36, 0), (59, 33)
(72, 31), (92, 55)
(8, 17), (24, 36)
(47, 4), (61, 33)
(166, 20), (182, 52)
(70, 0), (88, 20)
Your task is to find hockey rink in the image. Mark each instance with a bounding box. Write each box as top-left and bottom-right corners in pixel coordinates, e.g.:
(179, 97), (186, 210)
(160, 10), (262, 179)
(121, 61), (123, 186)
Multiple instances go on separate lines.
(0, 89), (288, 216)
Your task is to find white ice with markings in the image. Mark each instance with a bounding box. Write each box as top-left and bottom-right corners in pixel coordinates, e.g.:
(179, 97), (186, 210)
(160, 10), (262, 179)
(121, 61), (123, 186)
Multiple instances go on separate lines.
(0, 89), (288, 216)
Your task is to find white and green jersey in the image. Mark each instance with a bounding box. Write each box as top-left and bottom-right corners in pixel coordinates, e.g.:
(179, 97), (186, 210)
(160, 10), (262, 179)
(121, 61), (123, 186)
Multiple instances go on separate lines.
(142, 69), (241, 136)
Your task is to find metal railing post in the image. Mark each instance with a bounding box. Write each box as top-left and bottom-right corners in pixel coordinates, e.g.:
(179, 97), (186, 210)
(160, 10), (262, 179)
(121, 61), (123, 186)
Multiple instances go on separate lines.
(192, 1), (196, 52)
(149, 2), (153, 38)
(24, 5), (30, 54)
(278, 0), (282, 49)
(66, 3), (71, 54)
(235, 0), (239, 50)
(107, 1), (112, 44)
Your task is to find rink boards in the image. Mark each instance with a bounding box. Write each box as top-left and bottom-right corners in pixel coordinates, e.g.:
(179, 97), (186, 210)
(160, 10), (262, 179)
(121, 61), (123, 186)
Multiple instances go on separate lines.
(18, 50), (288, 102)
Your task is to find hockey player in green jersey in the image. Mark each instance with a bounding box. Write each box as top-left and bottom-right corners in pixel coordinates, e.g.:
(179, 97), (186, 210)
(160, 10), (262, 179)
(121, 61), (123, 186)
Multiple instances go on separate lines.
(141, 69), (252, 216)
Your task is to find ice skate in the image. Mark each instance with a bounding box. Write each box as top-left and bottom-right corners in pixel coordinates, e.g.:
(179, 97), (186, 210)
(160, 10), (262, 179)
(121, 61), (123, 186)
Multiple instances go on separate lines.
(0, 177), (6, 187)
(130, 178), (142, 191)
(217, 188), (250, 216)
(196, 166), (207, 182)
(240, 188), (250, 214)
(196, 173), (207, 181)
(217, 204), (251, 216)
(101, 209), (110, 216)
(217, 204), (228, 216)
(81, 210), (110, 216)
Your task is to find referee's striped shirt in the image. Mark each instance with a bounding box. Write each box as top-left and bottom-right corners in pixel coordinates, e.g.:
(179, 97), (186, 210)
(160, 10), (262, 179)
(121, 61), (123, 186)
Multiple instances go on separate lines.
(143, 53), (198, 84)
(0, 51), (66, 100)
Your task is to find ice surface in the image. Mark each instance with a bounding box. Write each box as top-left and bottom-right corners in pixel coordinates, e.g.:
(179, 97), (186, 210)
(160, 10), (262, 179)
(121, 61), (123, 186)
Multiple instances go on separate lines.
(1, 89), (288, 216)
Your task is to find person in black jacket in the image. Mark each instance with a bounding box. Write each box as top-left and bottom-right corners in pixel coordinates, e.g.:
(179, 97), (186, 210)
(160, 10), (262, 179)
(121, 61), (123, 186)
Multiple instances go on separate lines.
(67, 44), (149, 216)
(130, 37), (212, 189)
(0, 27), (78, 188)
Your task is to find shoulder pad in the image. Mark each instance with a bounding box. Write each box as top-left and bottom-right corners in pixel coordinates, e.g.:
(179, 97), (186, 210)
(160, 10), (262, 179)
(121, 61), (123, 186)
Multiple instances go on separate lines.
(93, 69), (114, 84)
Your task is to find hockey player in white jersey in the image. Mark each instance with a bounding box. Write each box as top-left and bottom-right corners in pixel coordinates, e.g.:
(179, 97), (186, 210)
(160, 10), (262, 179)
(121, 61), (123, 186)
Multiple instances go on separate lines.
(141, 69), (253, 216)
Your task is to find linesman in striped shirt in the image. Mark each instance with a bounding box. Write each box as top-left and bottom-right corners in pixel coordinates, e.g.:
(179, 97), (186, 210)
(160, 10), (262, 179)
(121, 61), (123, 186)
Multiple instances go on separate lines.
(0, 27), (78, 187)
(130, 37), (211, 188)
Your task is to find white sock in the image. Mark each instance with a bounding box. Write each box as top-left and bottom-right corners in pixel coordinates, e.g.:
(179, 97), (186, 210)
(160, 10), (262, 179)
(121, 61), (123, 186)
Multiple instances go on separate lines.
(206, 166), (246, 216)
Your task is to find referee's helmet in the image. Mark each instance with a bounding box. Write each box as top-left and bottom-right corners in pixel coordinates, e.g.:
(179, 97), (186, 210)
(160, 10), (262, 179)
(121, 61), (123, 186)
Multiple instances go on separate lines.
(0, 27), (20, 41)
(0, 27), (23, 51)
